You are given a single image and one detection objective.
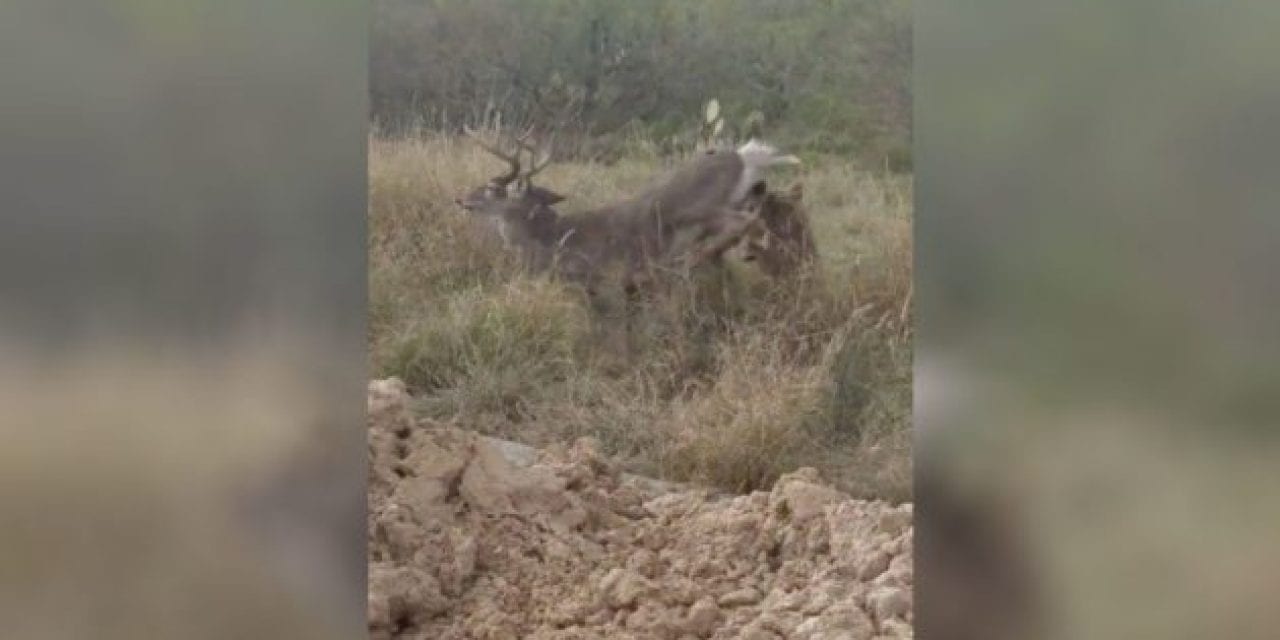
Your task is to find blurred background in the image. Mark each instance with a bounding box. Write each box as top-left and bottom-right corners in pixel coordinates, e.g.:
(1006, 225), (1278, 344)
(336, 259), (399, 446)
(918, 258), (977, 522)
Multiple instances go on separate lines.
(916, 2), (1280, 638)
(0, 1), (366, 638)
(3, 1), (1278, 638)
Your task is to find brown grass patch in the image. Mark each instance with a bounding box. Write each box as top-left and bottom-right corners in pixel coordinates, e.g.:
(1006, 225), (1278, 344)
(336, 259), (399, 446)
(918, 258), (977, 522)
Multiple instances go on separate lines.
(368, 134), (913, 499)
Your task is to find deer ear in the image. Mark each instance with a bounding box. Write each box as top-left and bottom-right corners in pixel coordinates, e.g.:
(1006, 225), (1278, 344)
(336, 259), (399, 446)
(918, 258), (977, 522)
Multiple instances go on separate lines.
(788, 182), (804, 200)
(528, 186), (566, 205)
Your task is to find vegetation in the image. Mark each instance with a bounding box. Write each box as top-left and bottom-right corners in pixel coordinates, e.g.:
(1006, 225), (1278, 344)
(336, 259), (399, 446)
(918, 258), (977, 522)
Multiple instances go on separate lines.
(371, 0), (911, 167)
(368, 136), (912, 500)
(369, 1), (911, 499)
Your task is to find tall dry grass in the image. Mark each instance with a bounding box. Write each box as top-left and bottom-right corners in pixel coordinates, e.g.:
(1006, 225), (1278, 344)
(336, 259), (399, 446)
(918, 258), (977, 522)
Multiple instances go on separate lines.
(369, 134), (913, 500)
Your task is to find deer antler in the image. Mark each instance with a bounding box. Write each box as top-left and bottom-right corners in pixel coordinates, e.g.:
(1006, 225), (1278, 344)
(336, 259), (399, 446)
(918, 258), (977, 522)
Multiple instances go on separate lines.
(515, 132), (555, 185)
(464, 125), (522, 188)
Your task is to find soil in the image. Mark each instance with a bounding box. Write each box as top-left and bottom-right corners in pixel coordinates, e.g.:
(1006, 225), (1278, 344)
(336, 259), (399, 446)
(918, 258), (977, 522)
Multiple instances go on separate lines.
(368, 378), (913, 639)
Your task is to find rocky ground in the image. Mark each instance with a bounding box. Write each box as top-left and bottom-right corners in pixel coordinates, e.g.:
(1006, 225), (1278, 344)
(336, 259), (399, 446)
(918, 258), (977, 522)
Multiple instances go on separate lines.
(368, 378), (913, 639)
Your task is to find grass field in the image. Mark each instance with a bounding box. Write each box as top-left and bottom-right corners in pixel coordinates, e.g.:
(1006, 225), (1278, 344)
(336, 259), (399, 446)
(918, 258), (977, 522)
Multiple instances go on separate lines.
(368, 135), (913, 501)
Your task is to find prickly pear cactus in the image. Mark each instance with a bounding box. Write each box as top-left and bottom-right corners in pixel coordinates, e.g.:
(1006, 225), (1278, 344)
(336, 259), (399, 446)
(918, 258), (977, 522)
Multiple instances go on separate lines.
(705, 99), (720, 124)
(700, 98), (725, 150)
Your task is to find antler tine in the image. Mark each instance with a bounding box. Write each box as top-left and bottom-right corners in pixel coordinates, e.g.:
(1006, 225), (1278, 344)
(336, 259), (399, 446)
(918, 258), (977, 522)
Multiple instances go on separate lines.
(463, 125), (520, 187)
(515, 131), (556, 183)
(525, 148), (554, 181)
(514, 123), (536, 145)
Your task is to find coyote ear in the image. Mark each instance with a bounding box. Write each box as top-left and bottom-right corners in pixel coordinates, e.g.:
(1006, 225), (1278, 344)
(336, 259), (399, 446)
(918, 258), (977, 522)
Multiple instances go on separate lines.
(787, 182), (804, 200)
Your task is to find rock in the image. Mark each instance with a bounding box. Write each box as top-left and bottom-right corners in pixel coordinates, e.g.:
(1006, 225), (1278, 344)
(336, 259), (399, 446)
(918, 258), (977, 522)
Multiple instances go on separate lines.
(368, 563), (450, 632)
(802, 590), (833, 615)
(867, 586), (911, 622)
(610, 570), (655, 609)
(876, 508), (911, 537)
(879, 617), (915, 638)
(452, 533), (477, 581)
(599, 568), (655, 610)
(756, 610), (802, 636)
(813, 632), (870, 640)
(771, 471), (845, 523)
(801, 603), (876, 640)
(739, 621), (780, 640)
(626, 548), (659, 578)
(625, 608), (650, 630)
(367, 377), (409, 414)
(599, 568), (624, 600)
(718, 587), (762, 607)
(857, 550), (891, 581)
(795, 616), (822, 636)
(684, 598), (722, 637)
(874, 554), (912, 588)
(774, 589), (807, 611)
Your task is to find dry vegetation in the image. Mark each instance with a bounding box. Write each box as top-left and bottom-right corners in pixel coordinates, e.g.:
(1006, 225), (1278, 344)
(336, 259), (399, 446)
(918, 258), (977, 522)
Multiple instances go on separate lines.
(369, 135), (912, 501)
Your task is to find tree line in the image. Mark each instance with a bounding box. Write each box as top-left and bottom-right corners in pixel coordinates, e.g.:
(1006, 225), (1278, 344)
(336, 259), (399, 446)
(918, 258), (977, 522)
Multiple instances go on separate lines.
(372, 0), (910, 167)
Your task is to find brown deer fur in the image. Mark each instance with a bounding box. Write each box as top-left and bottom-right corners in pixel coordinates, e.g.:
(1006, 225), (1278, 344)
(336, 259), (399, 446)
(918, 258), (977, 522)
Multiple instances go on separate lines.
(456, 135), (797, 296)
(735, 182), (817, 278)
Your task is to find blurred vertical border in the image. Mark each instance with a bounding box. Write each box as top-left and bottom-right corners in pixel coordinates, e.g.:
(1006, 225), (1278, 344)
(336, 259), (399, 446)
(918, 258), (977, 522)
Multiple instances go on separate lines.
(917, 2), (1280, 638)
(0, 1), (367, 638)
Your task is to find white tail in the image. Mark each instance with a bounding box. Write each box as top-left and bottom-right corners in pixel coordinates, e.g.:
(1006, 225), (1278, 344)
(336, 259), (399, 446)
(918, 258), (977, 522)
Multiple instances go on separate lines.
(737, 139), (802, 167)
(731, 139), (801, 204)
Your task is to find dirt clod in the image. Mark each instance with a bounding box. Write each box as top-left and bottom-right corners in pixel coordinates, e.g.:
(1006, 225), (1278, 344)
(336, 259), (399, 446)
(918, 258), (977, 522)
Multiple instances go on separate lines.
(368, 379), (913, 638)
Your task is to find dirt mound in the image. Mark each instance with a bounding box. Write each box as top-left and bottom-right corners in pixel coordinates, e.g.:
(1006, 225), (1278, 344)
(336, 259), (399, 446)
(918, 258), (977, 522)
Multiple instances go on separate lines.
(368, 378), (913, 639)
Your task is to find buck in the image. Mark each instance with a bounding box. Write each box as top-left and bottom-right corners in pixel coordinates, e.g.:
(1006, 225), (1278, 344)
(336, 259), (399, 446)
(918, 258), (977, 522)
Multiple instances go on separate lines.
(455, 127), (800, 297)
(454, 127), (565, 251)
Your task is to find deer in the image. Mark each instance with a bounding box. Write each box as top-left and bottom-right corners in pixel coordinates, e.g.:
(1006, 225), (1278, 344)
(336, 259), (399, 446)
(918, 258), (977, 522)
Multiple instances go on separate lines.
(454, 126), (565, 253)
(679, 181), (818, 276)
(455, 127), (801, 300)
(732, 182), (818, 278)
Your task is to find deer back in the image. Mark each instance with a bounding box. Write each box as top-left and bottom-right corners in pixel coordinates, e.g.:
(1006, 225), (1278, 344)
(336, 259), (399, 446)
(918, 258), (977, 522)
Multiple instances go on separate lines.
(641, 151), (747, 225)
(606, 140), (796, 222)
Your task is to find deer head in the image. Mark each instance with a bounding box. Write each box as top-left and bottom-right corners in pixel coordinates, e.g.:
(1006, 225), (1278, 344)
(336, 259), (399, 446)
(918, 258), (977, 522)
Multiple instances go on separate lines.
(456, 126), (566, 214)
(735, 181), (817, 277)
(457, 127), (567, 250)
